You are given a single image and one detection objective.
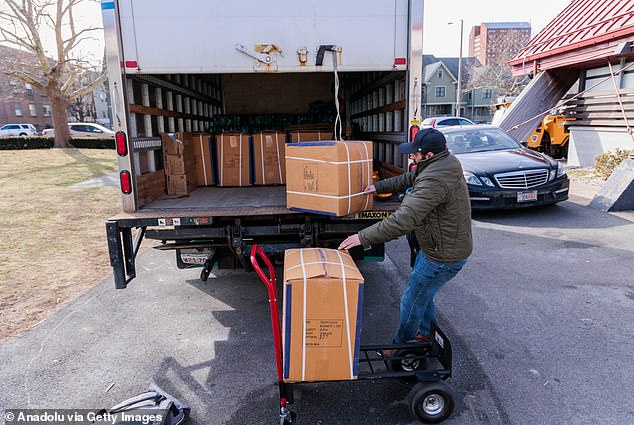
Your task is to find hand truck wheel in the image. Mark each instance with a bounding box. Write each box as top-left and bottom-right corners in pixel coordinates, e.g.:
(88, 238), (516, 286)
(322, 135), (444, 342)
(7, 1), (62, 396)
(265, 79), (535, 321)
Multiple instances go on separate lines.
(408, 381), (454, 424)
(387, 347), (428, 373)
(280, 410), (296, 425)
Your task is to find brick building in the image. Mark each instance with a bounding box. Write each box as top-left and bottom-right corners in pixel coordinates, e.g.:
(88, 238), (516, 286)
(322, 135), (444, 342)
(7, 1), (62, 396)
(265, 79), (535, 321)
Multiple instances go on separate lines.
(469, 22), (531, 66)
(0, 46), (53, 131)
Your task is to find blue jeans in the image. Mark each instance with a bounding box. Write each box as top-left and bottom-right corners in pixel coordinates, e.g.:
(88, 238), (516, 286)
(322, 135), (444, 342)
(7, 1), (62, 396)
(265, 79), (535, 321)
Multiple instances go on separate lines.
(395, 252), (468, 344)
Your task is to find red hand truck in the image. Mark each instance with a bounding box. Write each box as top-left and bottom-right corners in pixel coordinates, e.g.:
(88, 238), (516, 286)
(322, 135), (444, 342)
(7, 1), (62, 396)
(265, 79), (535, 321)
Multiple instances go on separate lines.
(250, 244), (456, 424)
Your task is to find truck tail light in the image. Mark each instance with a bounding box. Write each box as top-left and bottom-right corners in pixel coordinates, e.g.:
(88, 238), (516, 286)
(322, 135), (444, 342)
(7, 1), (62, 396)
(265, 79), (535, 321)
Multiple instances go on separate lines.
(120, 170), (132, 194)
(394, 58), (407, 65)
(115, 131), (128, 156)
(409, 125), (419, 142)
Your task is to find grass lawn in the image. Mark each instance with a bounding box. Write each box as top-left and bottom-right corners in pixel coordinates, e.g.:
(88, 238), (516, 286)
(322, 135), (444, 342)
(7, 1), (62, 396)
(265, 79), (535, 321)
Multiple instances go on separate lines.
(0, 149), (121, 341)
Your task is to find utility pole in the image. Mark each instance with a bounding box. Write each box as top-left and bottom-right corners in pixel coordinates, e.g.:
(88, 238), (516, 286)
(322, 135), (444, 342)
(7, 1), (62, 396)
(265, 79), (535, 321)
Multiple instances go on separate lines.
(456, 19), (464, 117)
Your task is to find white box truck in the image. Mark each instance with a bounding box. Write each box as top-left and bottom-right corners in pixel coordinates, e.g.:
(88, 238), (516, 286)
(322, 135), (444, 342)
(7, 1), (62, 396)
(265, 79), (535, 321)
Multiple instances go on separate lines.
(102, 0), (424, 288)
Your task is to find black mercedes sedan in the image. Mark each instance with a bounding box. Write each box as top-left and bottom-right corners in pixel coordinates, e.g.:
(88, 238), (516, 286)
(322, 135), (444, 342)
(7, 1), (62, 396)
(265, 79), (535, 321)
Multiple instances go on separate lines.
(439, 125), (569, 209)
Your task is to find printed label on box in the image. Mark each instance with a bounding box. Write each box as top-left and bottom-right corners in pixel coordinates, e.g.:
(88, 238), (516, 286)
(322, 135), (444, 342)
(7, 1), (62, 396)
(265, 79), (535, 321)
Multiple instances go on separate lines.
(230, 136), (238, 148)
(305, 319), (343, 348)
(303, 164), (319, 192)
(265, 135), (274, 147)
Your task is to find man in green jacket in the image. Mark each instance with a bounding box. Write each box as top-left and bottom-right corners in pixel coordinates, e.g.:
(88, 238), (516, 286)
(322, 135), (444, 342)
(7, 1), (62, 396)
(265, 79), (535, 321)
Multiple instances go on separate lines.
(339, 128), (472, 344)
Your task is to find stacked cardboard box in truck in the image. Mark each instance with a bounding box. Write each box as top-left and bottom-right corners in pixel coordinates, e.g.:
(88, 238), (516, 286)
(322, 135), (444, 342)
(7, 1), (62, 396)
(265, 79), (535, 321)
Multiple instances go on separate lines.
(287, 129), (334, 143)
(214, 132), (251, 187)
(252, 131), (286, 185)
(161, 133), (197, 195)
(285, 141), (374, 216)
(192, 133), (215, 186)
(282, 248), (364, 383)
(136, 170), (166, 207)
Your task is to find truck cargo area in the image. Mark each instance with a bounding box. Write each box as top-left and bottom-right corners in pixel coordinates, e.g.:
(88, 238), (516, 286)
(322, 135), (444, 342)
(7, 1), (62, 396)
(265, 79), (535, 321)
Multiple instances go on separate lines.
(123, 70), (408, 215)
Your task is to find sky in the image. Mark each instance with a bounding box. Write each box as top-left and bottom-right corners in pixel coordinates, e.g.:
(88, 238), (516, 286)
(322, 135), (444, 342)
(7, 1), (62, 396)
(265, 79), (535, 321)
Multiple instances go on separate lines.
(424, 0), (572, 57)
(36, 0), (573, 62)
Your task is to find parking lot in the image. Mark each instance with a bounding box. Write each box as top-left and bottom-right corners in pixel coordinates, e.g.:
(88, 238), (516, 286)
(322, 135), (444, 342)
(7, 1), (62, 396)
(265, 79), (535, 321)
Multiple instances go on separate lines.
(1, 183), (633, 425)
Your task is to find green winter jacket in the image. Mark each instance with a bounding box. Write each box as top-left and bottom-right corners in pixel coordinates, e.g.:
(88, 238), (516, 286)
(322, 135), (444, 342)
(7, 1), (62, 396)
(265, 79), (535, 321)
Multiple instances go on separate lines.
(358, 150), (472, 263)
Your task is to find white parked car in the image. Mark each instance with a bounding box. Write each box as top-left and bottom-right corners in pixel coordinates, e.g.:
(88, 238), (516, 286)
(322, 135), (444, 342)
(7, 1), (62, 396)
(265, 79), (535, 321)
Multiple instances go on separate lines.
(42, 123), (115, 138)
(421, 116), (475, 128)
(0, 123), (38, 136)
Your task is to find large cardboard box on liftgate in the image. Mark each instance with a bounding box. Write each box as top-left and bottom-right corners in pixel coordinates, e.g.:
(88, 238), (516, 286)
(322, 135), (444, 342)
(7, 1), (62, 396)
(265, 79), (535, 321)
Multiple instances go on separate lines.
(214, 132), (251, 187)
(285, 141), (374, 216)
(282, 248), (364, 383)
(252, 131), (285, 185)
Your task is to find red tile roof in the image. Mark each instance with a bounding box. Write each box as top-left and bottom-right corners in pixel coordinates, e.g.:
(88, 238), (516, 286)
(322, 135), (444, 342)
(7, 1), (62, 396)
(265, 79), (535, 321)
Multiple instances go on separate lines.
(509, 0), (634, 70)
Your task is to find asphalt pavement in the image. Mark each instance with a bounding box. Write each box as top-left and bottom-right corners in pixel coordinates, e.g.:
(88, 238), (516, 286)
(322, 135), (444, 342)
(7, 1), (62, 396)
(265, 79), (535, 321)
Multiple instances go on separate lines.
(1, 189), (634, 425)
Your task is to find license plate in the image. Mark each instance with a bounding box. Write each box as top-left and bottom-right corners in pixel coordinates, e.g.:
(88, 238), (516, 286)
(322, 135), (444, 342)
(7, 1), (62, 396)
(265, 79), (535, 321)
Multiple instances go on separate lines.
(353, 211), (391, 220)
(517, 190), (538, 202)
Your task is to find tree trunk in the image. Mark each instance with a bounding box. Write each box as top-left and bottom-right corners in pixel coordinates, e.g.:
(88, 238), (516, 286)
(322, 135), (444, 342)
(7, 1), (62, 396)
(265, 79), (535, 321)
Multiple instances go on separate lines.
(51, 94), (71, 148)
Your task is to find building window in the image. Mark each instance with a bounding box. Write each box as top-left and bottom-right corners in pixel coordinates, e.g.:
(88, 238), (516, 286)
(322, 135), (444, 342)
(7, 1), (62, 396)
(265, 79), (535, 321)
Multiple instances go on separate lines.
(14, 103), (23, 116)
(29, 104), (37, 116)
(483, 88), (493, 99)
(43, 104), (52, 116)
(435, 86), (446, 98)
(438, 69), (443, 79)
(10, 82), (18, 93)
(25, 83), (33, 96)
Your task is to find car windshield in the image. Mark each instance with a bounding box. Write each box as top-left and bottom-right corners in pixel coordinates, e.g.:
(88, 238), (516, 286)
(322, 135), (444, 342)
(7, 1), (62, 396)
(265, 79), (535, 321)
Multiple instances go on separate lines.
(444, 128), (520, 154)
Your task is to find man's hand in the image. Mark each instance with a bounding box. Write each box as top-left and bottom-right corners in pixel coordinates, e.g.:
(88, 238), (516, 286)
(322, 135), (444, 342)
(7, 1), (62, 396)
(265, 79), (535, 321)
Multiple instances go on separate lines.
(338, 234), (361, 250)
(364, 184), (377, 194)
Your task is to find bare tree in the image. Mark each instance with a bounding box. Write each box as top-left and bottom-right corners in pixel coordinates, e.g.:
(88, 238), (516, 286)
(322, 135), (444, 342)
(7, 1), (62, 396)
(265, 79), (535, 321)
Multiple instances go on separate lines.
(0, 0), (106, 147)
(465, 63), (529, 96)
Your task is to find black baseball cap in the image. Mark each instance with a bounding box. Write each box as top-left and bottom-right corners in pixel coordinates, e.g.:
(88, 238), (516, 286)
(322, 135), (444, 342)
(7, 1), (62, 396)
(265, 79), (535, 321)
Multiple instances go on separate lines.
(399, 128), (447, 155)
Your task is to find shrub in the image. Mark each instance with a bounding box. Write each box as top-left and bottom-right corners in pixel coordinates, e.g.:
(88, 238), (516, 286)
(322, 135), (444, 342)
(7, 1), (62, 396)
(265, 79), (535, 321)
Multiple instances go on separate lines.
(0, 136), (114, 150)
(594, 148), (631, 180)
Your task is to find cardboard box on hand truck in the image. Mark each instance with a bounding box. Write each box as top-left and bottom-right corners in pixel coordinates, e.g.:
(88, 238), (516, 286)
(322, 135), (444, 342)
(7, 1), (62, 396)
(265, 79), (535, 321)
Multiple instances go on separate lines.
(282, 248), (364, 383)
(214, 132), (251, 187)
(252, 131), (286, 185)
(285, 141), (374, 216)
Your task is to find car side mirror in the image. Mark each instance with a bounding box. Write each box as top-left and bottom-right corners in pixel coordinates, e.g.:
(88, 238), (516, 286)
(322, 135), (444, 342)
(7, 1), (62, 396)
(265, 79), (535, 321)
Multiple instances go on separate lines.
(519, 141), (528, 148)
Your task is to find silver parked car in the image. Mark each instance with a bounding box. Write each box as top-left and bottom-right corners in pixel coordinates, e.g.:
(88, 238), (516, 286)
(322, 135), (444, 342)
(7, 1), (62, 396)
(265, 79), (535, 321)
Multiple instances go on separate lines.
(421, 116), (474, 128)
(0, 123), (38, 136)
(42, 123), (115, 138)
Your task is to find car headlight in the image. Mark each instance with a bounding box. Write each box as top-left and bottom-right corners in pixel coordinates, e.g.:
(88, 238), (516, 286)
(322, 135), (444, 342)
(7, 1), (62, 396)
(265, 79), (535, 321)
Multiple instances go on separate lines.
(548, 169), (556, 182)
(463, 171), (482, 186)
(556, 166), (566, 178)
(480, 176), (495, 187)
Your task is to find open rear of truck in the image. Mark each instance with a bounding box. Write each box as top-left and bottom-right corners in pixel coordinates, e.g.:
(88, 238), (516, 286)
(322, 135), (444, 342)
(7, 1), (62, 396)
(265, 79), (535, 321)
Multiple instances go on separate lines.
(101, 0), (424, 288)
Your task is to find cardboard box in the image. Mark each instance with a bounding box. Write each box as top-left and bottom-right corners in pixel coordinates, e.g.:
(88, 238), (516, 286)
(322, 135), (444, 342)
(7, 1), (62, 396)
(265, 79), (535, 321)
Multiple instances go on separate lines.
(214, 132), (251, 187)
(164, 153), (196, 175)
(252, 131), (286, 185)
(285, 141), (374, 216)
(288, 130), (334, 143)
(167, 173), (197, 195)
(162, 132), (193, 156)
(192, 133), (215, 186)
(282, 248), (364, 383)
(137, 170), (166, 207)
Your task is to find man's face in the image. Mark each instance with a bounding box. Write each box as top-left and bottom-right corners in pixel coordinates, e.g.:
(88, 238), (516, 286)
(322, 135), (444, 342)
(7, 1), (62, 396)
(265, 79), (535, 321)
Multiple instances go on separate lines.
(409, 152), (426, 163)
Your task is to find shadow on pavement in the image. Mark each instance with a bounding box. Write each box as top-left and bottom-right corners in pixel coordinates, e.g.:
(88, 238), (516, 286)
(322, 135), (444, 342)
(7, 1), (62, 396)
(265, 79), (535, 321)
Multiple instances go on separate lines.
(472, 200), (633, 229)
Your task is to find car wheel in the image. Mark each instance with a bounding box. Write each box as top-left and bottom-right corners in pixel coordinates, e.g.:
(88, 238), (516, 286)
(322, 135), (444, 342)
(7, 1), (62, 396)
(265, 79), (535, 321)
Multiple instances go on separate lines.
(19, 133), (27, 137)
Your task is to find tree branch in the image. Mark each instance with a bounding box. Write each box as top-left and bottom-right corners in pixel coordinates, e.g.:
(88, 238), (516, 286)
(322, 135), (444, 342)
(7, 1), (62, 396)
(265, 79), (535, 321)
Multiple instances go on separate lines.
(5, 71), (46, 90)
(68, 73), (107, 100)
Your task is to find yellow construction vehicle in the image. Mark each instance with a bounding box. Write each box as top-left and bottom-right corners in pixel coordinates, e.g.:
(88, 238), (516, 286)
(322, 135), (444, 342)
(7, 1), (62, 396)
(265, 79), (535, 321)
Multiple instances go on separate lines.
(526, 111), (575, 159)
(491, 97), (574, 159)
